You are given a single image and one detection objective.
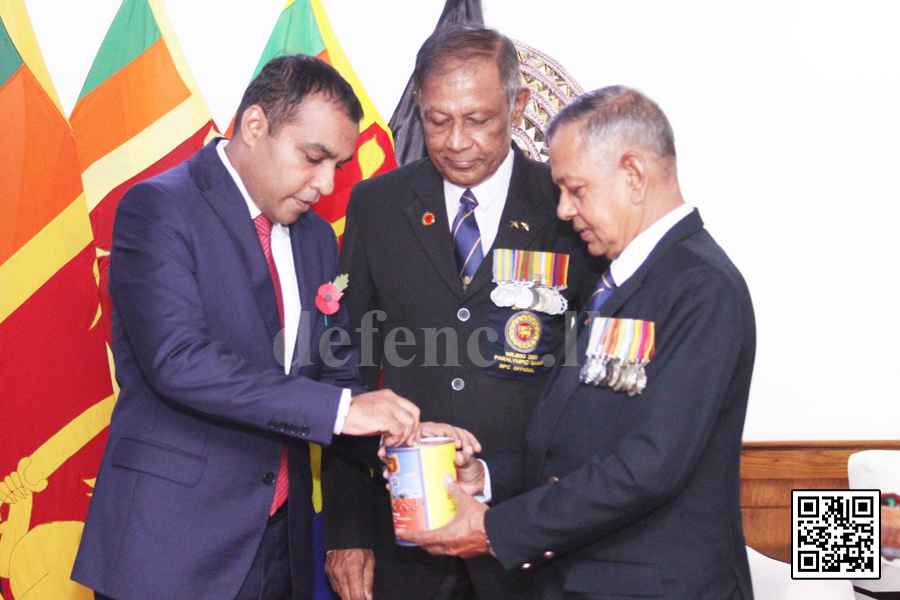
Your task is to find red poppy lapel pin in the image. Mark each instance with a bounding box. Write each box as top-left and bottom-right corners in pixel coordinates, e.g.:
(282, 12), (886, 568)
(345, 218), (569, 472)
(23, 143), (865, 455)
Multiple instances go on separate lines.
(316, 274), (349, 325)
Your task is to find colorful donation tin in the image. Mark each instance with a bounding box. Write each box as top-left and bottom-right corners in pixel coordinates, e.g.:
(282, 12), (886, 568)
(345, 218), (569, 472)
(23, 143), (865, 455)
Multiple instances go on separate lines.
(384, 437), (457, 545)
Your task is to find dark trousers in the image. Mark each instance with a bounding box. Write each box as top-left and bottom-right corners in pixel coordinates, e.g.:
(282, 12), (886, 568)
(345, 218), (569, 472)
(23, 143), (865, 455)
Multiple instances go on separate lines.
(235, 501), (293, 600)
(94, 502), (292, 600)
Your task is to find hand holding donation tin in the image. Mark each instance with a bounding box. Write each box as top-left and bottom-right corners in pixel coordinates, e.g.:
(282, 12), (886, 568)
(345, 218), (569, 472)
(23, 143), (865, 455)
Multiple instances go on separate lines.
(381, 424), (482, 545)
(378, 423), (482, 484)
(419, 422), (482, 461)
(417, 423), (485, 497)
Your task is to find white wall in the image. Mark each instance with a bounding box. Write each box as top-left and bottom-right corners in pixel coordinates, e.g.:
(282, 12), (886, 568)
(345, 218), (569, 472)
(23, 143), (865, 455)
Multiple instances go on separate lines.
(24, 1), (900, 441)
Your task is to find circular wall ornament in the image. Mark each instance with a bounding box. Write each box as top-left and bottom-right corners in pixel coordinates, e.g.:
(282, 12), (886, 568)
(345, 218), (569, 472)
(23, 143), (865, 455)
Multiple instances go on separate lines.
(512, 40), (585, 163)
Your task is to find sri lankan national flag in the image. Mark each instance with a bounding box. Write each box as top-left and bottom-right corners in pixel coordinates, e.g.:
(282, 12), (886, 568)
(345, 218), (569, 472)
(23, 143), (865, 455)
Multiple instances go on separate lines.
(70, 0), (218, 342)
(0, 2), (115, 599)
(250, 0), (397, 245)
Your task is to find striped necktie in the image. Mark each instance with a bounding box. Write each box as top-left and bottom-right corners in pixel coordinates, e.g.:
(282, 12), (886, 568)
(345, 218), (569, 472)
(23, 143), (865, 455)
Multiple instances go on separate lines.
(584, 269), (616, 316)
(253, 213), (289, 516)
(452, 189), (483, 288)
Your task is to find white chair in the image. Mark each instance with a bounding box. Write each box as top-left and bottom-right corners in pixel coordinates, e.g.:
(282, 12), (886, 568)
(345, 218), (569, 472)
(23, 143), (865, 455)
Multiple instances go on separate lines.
(848, 450), (900, 491)
(746, 546), (856, 600)
(847, 449), (900, 596)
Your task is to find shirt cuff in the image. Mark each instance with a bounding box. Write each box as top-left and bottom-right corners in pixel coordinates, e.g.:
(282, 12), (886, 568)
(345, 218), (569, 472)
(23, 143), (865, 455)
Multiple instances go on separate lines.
(474, 459), (492, 503)
(333, 389), (353, 435)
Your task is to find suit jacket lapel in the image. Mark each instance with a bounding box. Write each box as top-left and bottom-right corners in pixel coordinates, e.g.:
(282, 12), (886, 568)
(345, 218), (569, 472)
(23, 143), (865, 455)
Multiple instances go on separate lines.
(462, 149), (550, 299)
(531, 329), (591, 471)
(403, 160), (466, 300)
(288, 216), (314, 316)
(599, 209), (704, 318)
(491, 149), (548, 249)
(287, 215), (318, 375)
(191, 141), (283, 342)
(401, 150), (555, 300)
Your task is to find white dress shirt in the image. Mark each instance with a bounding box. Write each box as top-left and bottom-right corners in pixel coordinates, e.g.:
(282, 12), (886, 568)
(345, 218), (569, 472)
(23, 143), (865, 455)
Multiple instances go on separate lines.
(443, 147), (515, 254)
(216, 139), (351, 433)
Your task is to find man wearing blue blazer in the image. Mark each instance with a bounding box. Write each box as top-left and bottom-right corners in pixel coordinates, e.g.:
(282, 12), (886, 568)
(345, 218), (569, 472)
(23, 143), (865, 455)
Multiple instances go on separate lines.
(401, 86), (757, 599)
(72, 55), (421, 600)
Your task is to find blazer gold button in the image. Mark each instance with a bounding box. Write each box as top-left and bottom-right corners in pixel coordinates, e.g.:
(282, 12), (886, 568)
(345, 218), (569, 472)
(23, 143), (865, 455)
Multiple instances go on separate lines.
(548, 476), (559, 483)
(521, 562), (532, 570)
(542, 551), (555, 560)
(457, 308), (470, 322)
(262, 472), (276, 486)
(451, 378), (465, 391)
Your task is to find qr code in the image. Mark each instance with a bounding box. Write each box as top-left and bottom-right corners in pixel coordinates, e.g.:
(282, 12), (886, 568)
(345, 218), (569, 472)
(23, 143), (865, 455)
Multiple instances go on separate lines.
(792, 489), (880, 579)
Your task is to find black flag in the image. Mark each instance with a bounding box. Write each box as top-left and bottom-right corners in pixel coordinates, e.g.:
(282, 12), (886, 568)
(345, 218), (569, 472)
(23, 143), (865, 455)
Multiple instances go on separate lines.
(387, 0), (484, 166)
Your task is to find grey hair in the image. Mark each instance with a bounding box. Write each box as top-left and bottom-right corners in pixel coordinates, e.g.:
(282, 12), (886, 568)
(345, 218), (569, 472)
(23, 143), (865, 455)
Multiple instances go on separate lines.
(413, 24), (522, 108)
(547, 86), (676, 160)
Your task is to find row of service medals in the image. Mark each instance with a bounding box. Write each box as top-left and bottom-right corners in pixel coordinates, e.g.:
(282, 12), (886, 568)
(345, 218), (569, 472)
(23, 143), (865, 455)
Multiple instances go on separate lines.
(490, 249), (570, 315)
(580, 317), (655, 396)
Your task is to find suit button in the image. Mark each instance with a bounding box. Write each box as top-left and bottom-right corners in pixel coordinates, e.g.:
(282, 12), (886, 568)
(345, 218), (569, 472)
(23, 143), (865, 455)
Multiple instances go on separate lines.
(451, 378), (465, 391)
(457, 308), (470, 322)
(543, 551), (556, 560)
(263, 472), (276, 486)
(548, 476), (559, 484)
(298, 425), (310, 436)
(521, 563), (532, 571)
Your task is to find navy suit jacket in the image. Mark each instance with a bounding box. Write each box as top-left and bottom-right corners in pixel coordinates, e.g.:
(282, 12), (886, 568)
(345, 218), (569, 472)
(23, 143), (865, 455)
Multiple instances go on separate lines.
(72, 140), (367, 600)
(484, 210), (756, 600)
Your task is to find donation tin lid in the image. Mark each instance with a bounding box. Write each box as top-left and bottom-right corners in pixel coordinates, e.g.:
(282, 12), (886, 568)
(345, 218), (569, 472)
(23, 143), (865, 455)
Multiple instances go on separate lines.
(385, 436), (454, 452)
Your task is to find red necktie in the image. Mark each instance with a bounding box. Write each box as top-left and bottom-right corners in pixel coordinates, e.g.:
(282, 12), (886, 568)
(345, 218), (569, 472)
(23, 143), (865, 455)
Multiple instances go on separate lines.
(254, 213), (289, 516)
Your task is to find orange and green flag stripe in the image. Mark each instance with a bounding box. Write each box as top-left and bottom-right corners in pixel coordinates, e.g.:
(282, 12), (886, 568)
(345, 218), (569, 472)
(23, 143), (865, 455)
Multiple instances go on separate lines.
(71, 0), (217, 231)
(0, 5), (92, 326)
(70, 0), (218, 341)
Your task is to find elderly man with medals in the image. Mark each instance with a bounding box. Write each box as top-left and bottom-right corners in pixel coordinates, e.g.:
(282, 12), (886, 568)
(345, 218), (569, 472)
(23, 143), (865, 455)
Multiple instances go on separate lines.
(400, 86), (758, 600)
(322, 24), (600, 600)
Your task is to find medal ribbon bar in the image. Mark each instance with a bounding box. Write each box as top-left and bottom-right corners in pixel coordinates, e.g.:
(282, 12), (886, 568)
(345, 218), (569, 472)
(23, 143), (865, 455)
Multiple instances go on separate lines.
(492, 249), (569, 288)
(580, 318), (656, 395)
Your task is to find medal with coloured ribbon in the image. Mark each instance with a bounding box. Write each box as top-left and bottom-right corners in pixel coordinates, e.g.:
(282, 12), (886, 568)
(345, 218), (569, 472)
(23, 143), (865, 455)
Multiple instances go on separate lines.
(490, 249), (570, 315)
(580, 317), (655, 396)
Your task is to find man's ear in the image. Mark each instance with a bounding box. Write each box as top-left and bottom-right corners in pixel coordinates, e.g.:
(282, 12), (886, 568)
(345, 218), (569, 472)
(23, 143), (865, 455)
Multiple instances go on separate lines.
(511, 87), (531, 127)
(238, 104), (267, 147)
(620, 151), (648, 203)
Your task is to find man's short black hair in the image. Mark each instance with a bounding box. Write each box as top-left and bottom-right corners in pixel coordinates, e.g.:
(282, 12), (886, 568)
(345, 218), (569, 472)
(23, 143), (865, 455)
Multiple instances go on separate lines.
(234, 54), (363, 136)
(413, 24), (521, 107)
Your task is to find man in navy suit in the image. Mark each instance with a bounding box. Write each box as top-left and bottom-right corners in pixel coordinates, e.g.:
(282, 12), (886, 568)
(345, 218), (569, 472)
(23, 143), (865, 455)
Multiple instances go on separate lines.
(401, 86), (757, 599)
(72, 55), (421, 600)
